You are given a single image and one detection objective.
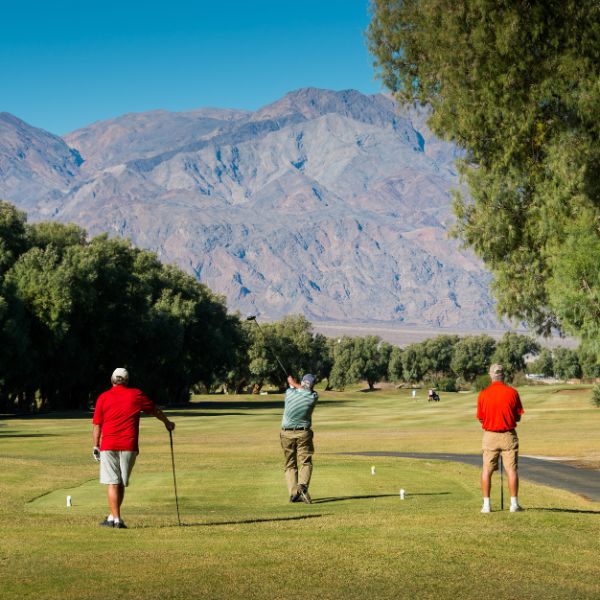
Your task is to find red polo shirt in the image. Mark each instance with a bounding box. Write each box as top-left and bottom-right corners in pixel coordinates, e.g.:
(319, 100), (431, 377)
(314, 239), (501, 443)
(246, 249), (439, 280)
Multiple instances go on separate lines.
(93, 385), (155, 452)
(477, 381), (524, 432)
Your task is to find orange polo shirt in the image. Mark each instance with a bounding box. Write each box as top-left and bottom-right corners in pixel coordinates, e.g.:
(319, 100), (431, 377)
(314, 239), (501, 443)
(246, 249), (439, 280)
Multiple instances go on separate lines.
(477, 381), (524, 432)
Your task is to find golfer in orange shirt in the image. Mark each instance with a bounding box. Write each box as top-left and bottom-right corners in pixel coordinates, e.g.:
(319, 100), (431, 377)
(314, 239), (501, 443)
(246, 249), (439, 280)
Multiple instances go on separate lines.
(477, 363), (524, 513)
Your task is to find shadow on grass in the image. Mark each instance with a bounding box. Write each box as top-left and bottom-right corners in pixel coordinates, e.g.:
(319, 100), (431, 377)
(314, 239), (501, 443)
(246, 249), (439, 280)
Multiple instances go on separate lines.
(312, 494), (396, 504)
(162, 412), (249, 418)
(528, 507), (600, 515)
(188, 399), (344, 411)
(310, 492), (448, 504)
(0, 432), (58, 438)
(1, 411), (93, 420)
(403, 492), (451, 496)
(140, 513), (326, 528)
(1, 398), (346, 420)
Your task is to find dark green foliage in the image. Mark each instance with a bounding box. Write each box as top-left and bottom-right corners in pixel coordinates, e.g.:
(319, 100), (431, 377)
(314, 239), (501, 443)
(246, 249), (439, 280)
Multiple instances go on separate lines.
(577, 347), (600, 379)
(401, 343), (425, 383)
(552, 347), (582, 381)
(592, 384), (600, 407)
(420, 335), (460, 378)
(434, 376), (458, 393)
(0, 202), (242, 410)
(473, 374), (491, 392)
(328, 335), (390, 390)
(0, 201), (28, 273)
(328, 337), (354, 390)
(348, 336), (392, 389)
(387, 345), (403, 381)
(245, 315), (327, 391)
(491, 332), (540, 382)
(368, 1), (600, 351)
(450, 335), (496, 383)
(529, 348), (554, 377)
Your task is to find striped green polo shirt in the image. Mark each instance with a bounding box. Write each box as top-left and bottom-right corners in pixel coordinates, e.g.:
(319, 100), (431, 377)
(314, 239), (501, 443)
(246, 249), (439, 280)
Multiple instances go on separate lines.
(282, 387), (319, 429)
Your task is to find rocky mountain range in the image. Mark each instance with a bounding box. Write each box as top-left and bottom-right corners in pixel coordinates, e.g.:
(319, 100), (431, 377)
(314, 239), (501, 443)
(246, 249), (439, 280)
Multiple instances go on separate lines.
(0, 88), (500, 329)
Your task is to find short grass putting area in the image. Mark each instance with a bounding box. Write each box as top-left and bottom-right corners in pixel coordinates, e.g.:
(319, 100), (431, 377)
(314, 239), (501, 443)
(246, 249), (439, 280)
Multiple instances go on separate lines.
(2, 385), (599, 599)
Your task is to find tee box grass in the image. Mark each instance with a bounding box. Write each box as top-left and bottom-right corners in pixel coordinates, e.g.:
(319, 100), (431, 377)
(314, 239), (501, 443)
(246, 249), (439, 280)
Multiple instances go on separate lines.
(1, 384), (599, 599)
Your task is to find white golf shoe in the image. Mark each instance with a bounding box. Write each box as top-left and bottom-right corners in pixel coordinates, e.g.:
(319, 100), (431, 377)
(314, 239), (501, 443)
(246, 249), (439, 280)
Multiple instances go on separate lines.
(510, 504), (524, 512)
(481, 506), (491, 513)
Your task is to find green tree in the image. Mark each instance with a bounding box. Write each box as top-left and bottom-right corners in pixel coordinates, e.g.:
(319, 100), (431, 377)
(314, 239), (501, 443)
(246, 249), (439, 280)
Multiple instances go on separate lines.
(348, 336), (391, 390)
(388, 345), (404, 382)
(26, 221), (87, 256)
(420, 335), (460, 379)
(1, 203), (245, 410)
(328, 337), (354, 390)
(245, 315), (323, 391)
(491, 332), (540, 381)
(552, 347), (582, 381)
(401, 343), (425, 383)
(0, 201), (28, 273)
(0, 202), (31, 409)
(577, 347), (600, 379)
(328, 336), (390, 390)
(368, 1), (600, 350)
(311, 333), (334, 386)
(529, 348), (554, 377)
(450, 335), (496, 383)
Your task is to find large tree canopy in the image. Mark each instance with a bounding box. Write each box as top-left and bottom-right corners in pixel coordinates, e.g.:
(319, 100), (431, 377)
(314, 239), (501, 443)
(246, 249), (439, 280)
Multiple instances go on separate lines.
(0, 201), (243, 410)
(368, 1), (600, 353)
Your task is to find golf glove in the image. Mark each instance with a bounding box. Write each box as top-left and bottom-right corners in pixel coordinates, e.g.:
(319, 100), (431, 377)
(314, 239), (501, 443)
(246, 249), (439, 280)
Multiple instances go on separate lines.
(93, 447), (101, 462)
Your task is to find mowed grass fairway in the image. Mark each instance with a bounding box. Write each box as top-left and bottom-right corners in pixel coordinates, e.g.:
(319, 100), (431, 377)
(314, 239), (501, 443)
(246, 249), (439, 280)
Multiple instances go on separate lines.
(1, 385), (599, 599)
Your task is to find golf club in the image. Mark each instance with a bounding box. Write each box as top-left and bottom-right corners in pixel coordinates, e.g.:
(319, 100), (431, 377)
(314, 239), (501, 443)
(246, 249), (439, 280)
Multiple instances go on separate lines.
(169, 429), (182, 526)
(246, 315), (289, 378)
(499, 455), (504, 511)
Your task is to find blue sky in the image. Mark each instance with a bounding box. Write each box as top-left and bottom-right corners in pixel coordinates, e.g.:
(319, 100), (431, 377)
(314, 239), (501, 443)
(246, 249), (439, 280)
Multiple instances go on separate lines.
(1, 0), (381, 134)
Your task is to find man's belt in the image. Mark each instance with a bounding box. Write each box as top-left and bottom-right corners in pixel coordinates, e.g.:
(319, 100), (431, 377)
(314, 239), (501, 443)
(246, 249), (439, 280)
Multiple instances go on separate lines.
(282, 426), (310, 431)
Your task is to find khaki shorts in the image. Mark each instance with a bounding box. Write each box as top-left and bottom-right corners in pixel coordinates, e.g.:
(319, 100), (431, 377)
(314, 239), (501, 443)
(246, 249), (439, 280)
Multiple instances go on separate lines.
(100, 450), (138, 486)
(482, 430), (519, 472)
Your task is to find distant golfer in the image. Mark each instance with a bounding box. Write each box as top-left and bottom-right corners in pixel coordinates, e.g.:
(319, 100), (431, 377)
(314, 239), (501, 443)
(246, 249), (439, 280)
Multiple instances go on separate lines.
(477, 363), (524, 513)
(92, 368), (175, 528)
(280, 374), (318, 504)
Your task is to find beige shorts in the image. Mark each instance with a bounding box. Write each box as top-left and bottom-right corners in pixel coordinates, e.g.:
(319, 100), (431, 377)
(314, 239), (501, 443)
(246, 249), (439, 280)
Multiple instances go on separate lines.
(100, 450), (138, 486)
(482, 430), (519, 472)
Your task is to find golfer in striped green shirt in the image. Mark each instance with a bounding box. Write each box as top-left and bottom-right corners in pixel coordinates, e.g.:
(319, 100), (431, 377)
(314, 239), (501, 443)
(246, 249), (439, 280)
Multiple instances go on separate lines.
(280, 373), (318, 504)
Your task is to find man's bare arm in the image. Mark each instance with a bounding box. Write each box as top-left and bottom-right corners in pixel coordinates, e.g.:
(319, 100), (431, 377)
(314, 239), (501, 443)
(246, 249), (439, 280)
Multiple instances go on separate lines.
(152, 406), (175, 431)
(92, 424), (101, 447)
(287, 375), (301, 389)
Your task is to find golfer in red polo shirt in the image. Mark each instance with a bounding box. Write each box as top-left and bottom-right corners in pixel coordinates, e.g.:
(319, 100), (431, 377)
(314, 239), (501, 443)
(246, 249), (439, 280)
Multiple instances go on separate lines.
(477, 363), (524, 513)
(92, 368), (175, 528)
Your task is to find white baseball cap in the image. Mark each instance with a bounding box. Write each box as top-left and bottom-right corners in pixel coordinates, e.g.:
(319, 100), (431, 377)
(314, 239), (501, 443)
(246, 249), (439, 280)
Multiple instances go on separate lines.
(111, 368), (129, 383)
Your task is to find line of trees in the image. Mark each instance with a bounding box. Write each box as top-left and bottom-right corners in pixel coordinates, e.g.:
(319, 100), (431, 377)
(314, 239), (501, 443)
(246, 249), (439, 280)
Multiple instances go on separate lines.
(0, 201), (243, 411)
(1, 201), (593, 413)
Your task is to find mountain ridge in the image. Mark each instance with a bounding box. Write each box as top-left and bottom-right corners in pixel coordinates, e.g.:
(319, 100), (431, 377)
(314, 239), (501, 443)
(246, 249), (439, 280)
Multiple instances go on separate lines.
(0, 88), (500, 329)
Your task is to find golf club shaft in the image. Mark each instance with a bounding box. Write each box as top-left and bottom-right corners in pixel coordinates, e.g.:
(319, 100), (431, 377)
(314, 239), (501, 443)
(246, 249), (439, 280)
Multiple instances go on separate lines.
(250, 319), (289, 378)
(169, 429), (182, 526)
(499, 455), (504, 510)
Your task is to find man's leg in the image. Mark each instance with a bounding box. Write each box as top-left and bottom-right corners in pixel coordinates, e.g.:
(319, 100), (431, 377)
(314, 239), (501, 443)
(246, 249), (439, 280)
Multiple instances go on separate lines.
(502, 429), (522, 512)
(107, 483), (125, 520)
(481, 432), (500, 512)
(280, 432), (299, 497)
(506, 468), (519, 497)
(297, 430), (314, 503)
(502, 436), (521, 511)
(480, 467), (493, 498)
